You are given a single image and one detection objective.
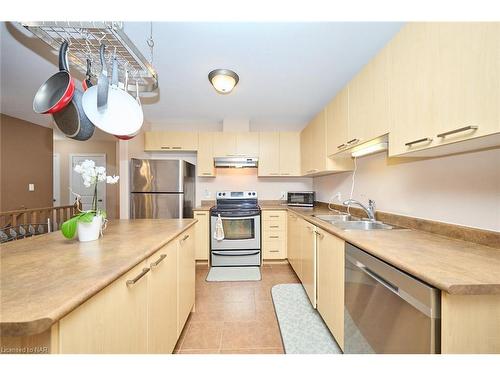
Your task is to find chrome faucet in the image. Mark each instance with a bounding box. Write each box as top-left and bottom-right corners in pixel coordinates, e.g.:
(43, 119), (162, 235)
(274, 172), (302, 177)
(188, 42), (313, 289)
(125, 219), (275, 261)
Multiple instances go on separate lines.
(342, 199), (376, 221)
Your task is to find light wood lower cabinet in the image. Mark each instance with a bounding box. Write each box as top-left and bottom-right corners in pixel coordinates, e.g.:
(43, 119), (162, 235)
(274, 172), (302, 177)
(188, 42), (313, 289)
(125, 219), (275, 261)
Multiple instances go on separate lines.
(177, 226), (195, 336)
(300, 219), (316, 308)
(193, 210), (209, 260)
(316, 228), (345, 350)
(58, 227), (195, 354)
(59, 261), (149, 354)
(147, 241), (178, 354)
(262, 210), (287, 260)
(287, 212), (302, 278)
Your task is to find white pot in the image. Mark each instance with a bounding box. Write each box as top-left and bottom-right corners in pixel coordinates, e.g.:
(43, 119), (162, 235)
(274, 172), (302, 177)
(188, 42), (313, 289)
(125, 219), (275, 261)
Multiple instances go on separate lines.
(77, 215), (103, 242)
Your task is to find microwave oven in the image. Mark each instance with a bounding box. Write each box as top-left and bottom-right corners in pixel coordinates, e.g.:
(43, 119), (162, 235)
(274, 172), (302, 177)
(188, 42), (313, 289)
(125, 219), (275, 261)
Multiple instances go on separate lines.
(287, 191), (315, 207)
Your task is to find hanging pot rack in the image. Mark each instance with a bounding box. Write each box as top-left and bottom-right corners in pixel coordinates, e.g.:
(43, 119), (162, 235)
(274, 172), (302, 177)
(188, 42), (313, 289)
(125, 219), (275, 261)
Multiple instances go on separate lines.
(21, 21), (158, 93)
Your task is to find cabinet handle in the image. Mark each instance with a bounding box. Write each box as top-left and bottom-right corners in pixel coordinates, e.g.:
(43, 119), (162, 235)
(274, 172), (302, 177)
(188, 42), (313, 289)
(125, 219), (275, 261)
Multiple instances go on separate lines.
(269, 215), (280, 218)
(269, 225), (279, 228)
(195, 213), (207, 216)
(172, 146), (182, 149)
(314, 230), (324, 238)
(161, 146), (171, 150)
(405, 137), (433, 147)
(280, 173), (290, 175)
(180, 234), (190, 242)
(307, 169), (319, 173)
(347, 138), (359, 145)
(269, 250), (280, 253)
(201, 172), (212, 175)
(126, 268), (150, 285)
(151, 254), (167, 268)
(337, 143), (346, 149)
(269, 235), (280, 239)
(436, 125), (478, 138)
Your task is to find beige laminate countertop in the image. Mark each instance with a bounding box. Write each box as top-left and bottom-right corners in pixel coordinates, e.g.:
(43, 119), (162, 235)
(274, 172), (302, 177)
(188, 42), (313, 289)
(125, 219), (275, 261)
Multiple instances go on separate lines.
(0, 219), (196, 337)
(258, 202), (500, 296)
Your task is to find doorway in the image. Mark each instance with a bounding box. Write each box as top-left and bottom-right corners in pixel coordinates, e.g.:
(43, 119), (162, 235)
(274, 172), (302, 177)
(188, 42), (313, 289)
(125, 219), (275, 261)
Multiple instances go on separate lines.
(69, 154), (106, 211)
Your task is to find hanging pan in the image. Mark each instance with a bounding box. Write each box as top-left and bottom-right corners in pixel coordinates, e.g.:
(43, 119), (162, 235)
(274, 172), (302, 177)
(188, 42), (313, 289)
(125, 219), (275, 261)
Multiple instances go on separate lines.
(33, 41), (75, 114)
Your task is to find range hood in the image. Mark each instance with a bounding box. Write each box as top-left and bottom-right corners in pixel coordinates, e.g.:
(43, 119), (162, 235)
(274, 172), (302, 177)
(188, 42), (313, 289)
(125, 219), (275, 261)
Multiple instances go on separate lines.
(214, 157), (259, 168)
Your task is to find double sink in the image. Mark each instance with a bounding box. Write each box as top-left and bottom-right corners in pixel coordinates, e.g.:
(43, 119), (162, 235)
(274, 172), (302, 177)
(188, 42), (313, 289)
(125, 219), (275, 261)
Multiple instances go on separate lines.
(313, 214), (394, 230)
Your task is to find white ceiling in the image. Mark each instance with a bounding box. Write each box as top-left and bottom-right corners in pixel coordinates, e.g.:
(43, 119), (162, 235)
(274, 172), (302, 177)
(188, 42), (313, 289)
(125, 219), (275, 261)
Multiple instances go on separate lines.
(0, 22), (403, 132)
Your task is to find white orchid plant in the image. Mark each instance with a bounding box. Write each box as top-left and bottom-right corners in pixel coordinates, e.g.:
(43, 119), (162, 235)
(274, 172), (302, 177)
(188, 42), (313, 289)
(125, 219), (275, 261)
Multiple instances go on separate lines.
(61, 160), (119, 239)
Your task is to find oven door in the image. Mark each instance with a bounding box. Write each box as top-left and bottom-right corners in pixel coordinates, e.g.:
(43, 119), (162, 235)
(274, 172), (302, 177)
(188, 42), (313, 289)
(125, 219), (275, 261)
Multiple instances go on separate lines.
(211, 250), (261, 267)
(211, 214), (261, 250)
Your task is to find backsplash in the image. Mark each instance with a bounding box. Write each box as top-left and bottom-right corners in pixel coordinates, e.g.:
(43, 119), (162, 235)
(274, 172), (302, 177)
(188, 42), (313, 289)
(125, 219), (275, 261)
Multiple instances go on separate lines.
(313, 147), (500, 232)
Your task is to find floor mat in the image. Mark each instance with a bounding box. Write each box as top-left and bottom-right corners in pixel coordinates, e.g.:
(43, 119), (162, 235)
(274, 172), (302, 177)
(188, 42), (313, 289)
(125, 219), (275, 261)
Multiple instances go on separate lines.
(271, 283), (342, 354)
(206, 266), (261, 282)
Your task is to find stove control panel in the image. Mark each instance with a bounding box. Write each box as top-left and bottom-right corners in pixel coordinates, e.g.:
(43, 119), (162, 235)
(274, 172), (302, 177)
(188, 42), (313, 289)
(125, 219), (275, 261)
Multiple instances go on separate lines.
(216, 191), (258, 199)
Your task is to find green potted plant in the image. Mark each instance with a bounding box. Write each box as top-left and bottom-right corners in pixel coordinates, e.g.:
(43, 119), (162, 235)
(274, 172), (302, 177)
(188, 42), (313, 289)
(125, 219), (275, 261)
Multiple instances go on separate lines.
(61, 160), (119, 242)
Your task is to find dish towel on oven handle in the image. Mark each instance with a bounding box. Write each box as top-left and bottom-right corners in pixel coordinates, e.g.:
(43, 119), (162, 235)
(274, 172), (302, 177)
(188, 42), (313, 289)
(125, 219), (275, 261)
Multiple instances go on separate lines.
(214, 213), (225, 241)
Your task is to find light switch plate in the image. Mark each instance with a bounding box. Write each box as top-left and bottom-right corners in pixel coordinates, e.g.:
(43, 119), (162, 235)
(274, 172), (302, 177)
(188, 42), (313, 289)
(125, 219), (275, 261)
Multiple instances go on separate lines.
(28, 183), (35, 192)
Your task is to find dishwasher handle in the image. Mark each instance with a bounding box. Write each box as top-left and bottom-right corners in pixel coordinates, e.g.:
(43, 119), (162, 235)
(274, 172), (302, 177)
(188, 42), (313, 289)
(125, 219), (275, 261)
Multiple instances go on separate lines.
(356, 260), (399, 295)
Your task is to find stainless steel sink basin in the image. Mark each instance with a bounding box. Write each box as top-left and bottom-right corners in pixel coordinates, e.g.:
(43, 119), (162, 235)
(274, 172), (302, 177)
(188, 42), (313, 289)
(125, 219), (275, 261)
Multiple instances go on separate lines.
(313, 214), (357, 222)
(334, 220), (394, 230)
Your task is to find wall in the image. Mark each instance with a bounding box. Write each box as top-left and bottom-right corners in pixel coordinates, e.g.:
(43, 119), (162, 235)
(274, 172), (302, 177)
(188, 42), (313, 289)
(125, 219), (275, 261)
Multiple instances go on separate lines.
(54, 139), (119, 219)
(313, 148), (500, 232)
(0, 114), (53, 211)
(119, 132), (312, 218)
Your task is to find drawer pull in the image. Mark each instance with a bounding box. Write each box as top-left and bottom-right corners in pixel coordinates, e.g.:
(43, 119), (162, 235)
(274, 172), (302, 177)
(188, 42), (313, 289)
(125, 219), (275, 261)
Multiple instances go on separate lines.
(437, 125), (478, 138)
(337, 143), (346, 149)
(160, 146), (171, 149)
(306, 169), (319, 173)
(269, 250), (280, 253)
(347, 138), (359, 145)
(314, 230), (324, 238)
(269, 215), (280, 218)
(405, 137), (432, 147)
(201, 172), (212, 176)
(151, 254), (167, 268)
(180, 234), (190, 242)
(126, 268), (150, 285)
(269, 225), (280, 228)
(269, 235), (280, 239)
(195, 213), (207, 216)
(172, 146), (182, 149)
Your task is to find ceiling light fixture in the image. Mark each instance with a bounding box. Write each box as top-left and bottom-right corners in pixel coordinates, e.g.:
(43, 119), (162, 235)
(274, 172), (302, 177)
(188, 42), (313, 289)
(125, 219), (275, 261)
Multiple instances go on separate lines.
(208, 69), (239, 94)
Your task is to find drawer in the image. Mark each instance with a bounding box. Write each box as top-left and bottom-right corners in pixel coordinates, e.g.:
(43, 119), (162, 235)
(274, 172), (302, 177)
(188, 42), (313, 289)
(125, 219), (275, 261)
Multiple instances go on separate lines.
(262, 221), (285, 231)
(262, 210), (287, 222)
(262, 241), (286, 259)
(262, 231), (285, 242)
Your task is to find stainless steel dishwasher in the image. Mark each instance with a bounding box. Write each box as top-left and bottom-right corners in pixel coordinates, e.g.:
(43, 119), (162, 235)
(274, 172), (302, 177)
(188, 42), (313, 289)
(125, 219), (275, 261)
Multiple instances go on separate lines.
(344, 243), (441, 354)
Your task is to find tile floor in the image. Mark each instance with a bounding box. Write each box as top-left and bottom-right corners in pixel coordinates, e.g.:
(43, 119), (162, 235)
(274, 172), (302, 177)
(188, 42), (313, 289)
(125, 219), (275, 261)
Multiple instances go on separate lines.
(174, 262), (300, 354)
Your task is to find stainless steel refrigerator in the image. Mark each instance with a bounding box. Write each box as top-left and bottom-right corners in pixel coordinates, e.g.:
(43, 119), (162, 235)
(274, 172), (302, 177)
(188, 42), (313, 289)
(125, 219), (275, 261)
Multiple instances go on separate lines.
(130, 159), (195, 219)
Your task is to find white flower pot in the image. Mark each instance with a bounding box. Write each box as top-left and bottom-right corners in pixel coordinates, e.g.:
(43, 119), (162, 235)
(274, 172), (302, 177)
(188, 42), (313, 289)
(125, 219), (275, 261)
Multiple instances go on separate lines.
(77, 215), (103, 242)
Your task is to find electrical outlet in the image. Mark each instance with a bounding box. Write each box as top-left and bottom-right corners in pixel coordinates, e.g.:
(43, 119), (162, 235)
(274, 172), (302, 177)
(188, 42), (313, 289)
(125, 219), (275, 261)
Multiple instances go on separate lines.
(280, 191), (287, 200)
(204, 189), (211, 199)
(28, 183), (35, 192)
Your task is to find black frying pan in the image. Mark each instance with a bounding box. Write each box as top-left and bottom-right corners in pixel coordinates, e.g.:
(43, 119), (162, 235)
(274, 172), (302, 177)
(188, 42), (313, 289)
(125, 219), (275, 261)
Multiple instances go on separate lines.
(52, 88), (95, 141)
(33, 41), (75, 114)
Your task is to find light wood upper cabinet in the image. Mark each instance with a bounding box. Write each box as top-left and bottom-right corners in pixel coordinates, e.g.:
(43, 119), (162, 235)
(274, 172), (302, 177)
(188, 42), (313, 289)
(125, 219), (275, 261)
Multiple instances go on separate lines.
(389, 22), (500, 156)
(258, 132), (280, 176)
(300, 123), (314, 175)
(59, 261), (148, 354)
(279, 131), (301, 176)
(177, 226), (195, 336)
(197, 132), (215, 177)
(348, 43), (391, 146)
(144, 131), (199, 151)
(236, 132), (259, 156)
(193, 210), (209, 261)
(317, 228), (345, 350)
(213, 132), (237, 157)
(326, 87), (349, 156)
(147, 241), (178, 354)
(259, 131), (301, 176)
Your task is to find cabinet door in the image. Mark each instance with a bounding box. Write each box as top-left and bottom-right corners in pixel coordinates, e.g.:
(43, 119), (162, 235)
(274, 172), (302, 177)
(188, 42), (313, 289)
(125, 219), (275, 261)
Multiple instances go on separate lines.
(147, 242), (178, 354)
(287, 213), (301, 278)
(326, 87), (349, 156)
(177, 227), (195, 336)
(258, 132), (280, 176)
(59, 262), (148, 353)
(348, 43), (391, 146)
(197, 132), (215, 177)
(310, 110), (327, 173)
(144, 132), (198, 151)
(193, 211), (209, 260)
(301, 219), (316, 308)
(279, 132), (301, 176)
(213, 132), (237, 157)
(317, 228), (345, 350)
(434, 23), (500, 145)
(236, 132), (259, 156)
(300, 123), (313, 175)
